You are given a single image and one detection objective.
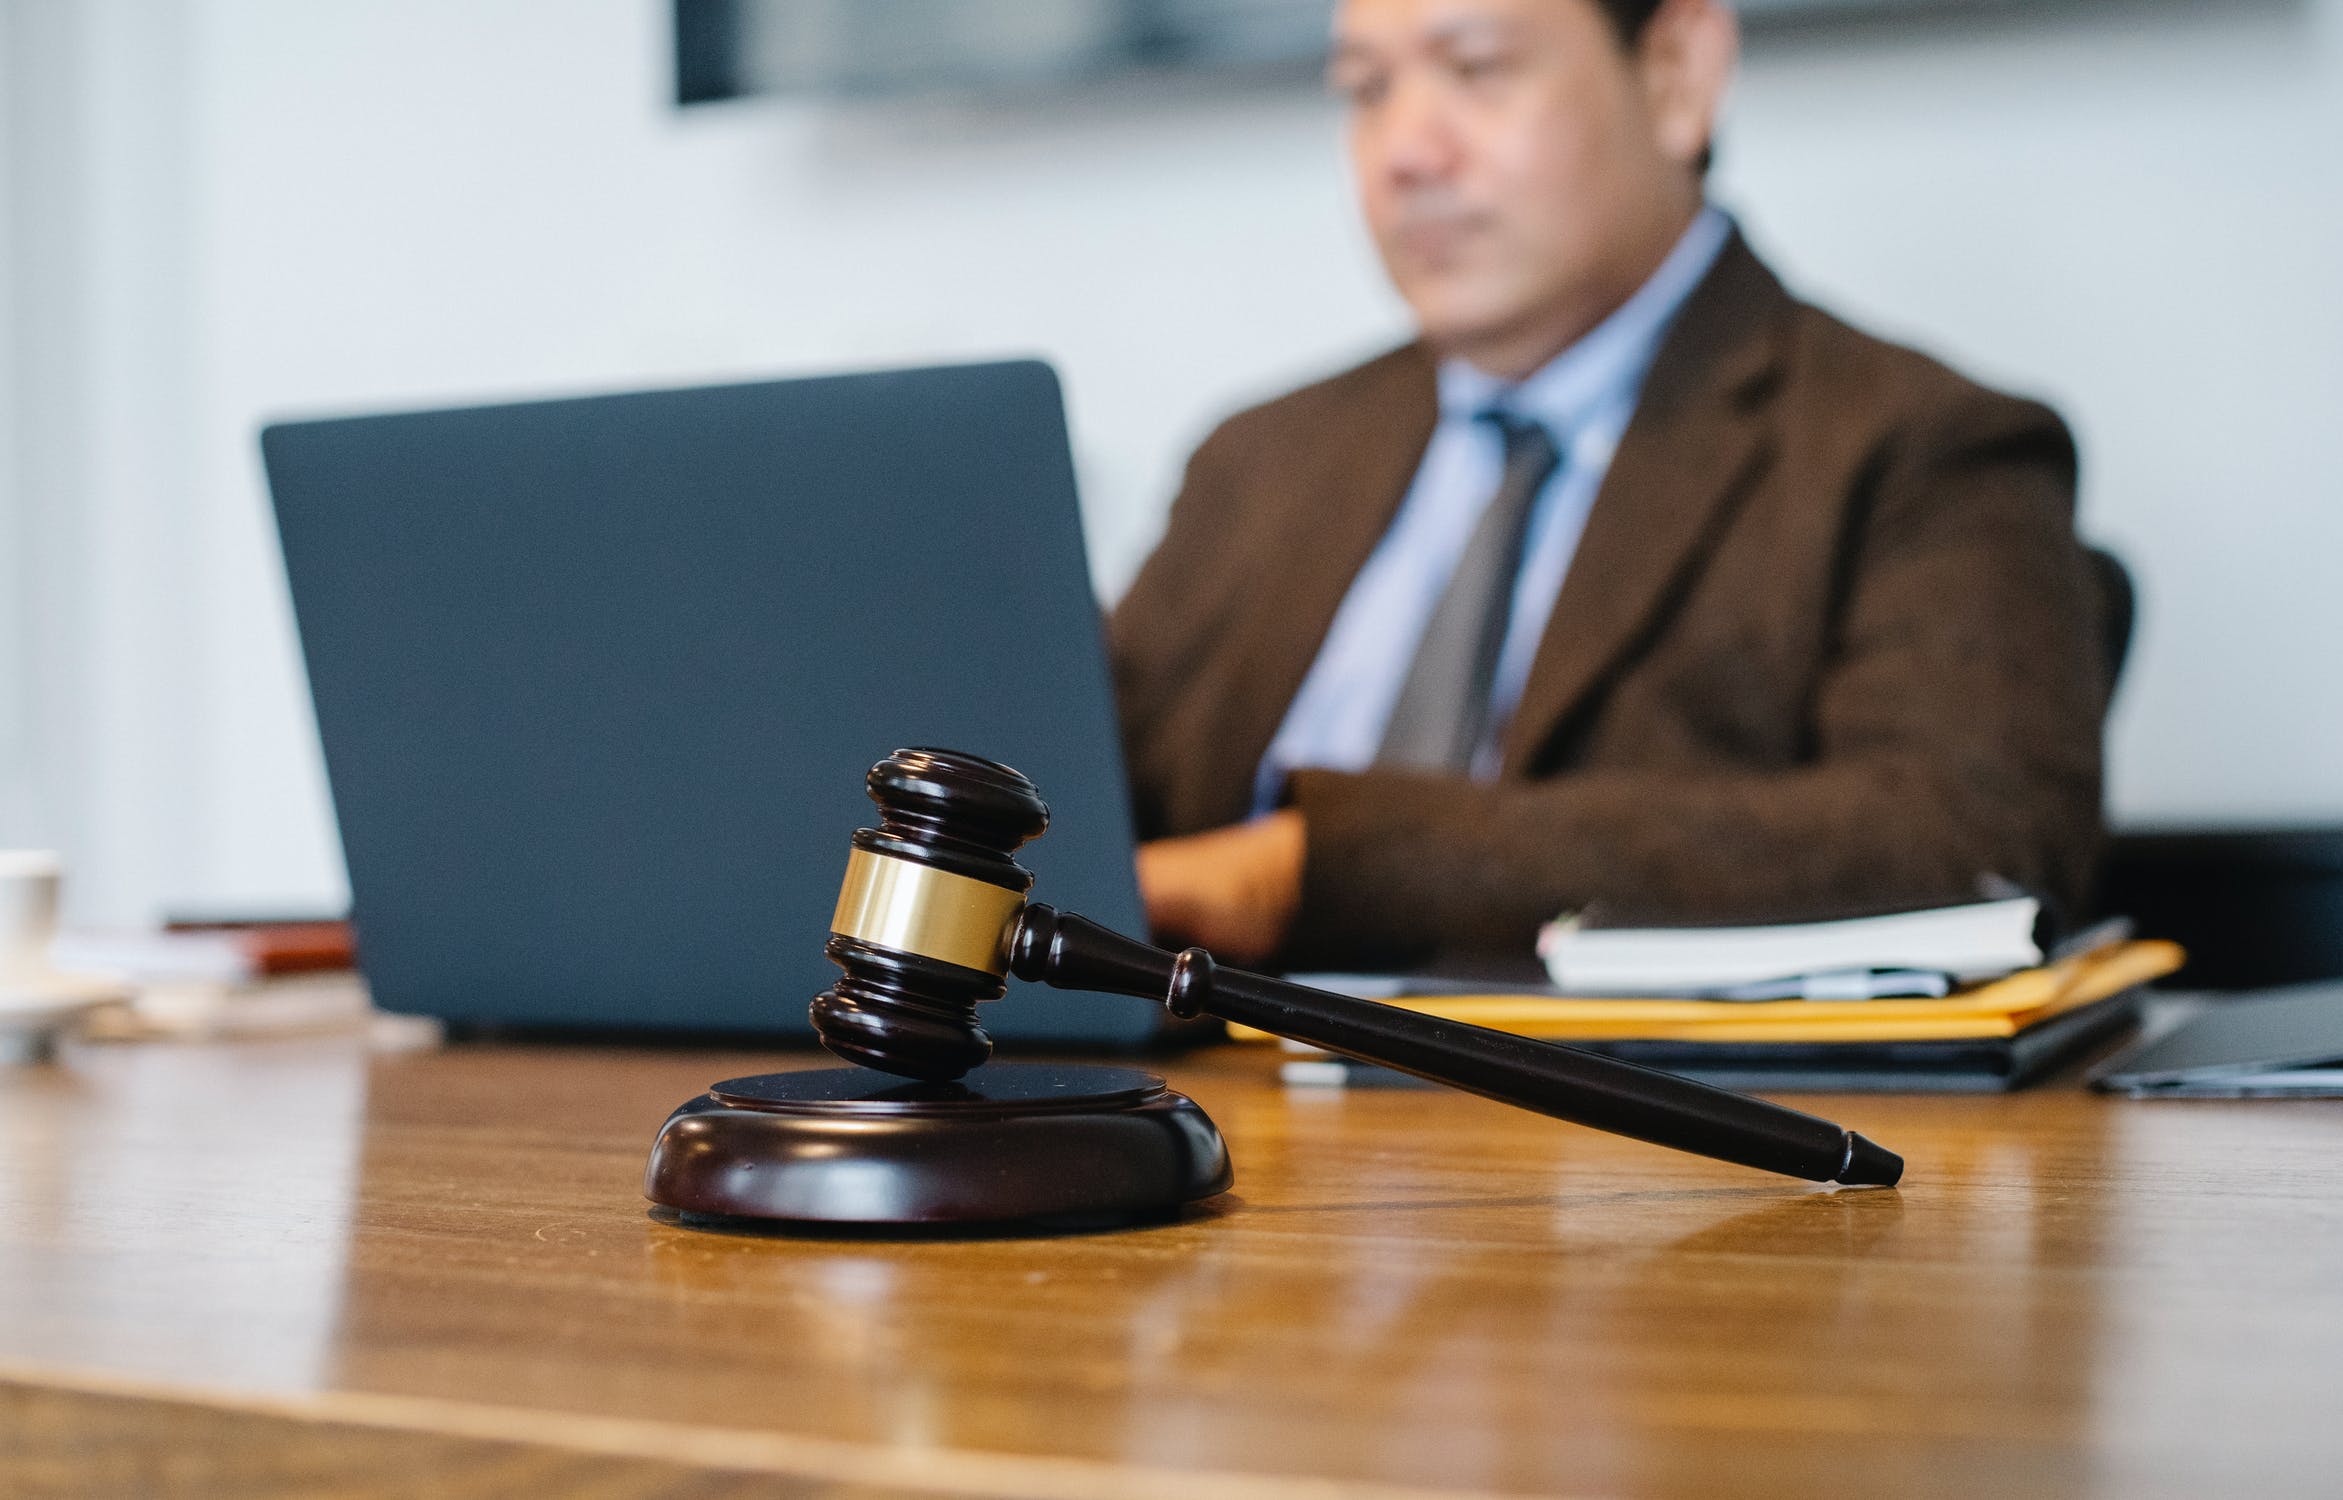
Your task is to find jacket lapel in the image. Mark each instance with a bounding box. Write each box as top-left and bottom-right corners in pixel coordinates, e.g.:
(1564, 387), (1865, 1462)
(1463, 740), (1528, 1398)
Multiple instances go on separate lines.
(1499, 234), (1793, 774)
(1216, 346), (1439, 811)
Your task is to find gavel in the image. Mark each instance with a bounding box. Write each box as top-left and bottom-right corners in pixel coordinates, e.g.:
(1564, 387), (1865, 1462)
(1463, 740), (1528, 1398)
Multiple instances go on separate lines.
(811, 747), (1901, 1188)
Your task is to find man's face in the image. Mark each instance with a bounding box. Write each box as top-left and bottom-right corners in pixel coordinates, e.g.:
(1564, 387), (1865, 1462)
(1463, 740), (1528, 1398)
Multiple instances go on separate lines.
(1331, 0), (1710, 376)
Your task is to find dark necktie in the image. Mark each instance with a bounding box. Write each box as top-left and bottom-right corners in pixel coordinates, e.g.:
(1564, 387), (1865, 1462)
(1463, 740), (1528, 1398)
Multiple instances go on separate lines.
(1375, 411), (1563, 772)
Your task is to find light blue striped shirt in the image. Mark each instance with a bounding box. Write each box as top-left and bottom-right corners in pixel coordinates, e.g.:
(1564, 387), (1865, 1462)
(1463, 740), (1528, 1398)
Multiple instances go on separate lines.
(1253, 206), (1732, 814)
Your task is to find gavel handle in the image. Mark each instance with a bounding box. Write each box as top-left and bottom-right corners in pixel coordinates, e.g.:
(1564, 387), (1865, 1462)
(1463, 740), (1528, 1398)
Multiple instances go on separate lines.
(1007, 904), (1902, 1187)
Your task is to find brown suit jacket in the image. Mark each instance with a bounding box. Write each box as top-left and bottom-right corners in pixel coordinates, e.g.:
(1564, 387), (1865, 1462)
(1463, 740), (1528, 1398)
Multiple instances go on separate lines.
(1110, 233), (2108, 969)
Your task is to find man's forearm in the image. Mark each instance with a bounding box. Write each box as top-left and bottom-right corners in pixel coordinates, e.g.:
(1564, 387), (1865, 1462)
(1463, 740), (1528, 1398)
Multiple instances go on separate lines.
(1284, 756), (2100, 968)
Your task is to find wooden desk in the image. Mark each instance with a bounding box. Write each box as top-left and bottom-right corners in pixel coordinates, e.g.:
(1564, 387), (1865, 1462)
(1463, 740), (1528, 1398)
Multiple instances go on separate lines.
(5, 1037), (2342, 1498)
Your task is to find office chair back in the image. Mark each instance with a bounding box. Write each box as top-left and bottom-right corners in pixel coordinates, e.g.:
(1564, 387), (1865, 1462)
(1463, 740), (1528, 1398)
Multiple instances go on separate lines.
(2087, 546), (2135, 698)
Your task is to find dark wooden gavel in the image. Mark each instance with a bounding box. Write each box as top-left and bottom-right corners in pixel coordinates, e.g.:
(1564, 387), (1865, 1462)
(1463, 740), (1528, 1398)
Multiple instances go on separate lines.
(813, 747), (1902, 1187)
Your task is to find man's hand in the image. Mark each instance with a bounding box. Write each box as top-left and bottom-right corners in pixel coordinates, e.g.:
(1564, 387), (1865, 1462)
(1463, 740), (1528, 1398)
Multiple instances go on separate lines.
(1136, 810), (1307, 966)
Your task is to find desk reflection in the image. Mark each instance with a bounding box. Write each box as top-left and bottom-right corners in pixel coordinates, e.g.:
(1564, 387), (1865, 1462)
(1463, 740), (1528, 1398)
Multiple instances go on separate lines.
(0, 1038), (367, 1391)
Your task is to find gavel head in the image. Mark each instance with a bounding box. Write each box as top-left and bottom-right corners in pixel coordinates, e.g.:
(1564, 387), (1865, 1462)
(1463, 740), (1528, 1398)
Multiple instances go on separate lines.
(811, 748), (1049, 1081)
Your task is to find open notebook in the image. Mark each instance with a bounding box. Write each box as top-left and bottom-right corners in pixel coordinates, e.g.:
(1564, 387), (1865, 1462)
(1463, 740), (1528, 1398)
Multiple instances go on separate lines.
(1535, 896), (2046, 998)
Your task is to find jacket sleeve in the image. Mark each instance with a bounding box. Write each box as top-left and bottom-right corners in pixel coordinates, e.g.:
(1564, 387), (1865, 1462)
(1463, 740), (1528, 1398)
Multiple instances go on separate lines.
(1282, 393), (2108, 968)
(1107, 415), (1256, 840)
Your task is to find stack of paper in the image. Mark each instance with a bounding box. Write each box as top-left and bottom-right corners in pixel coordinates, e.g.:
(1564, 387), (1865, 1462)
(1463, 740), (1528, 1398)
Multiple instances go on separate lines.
(1238, 940), (2181, 1045)
(53, 921), (384, 1041)
(1242, 940), (2186, 1093)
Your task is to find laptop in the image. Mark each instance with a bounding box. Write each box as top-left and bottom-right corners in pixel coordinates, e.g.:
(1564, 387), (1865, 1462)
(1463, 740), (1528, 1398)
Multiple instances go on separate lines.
(262, 359), (1165, 1045)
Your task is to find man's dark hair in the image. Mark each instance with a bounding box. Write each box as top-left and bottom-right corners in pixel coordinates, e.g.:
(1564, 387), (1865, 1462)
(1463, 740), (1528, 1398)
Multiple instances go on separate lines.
(1593, 0), (1667, 45)
(1591, 0), (1715, 175)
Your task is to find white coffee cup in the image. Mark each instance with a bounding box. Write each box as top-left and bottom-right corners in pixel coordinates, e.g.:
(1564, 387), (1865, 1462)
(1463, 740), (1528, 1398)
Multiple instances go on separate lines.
(0, 850), (64, 988)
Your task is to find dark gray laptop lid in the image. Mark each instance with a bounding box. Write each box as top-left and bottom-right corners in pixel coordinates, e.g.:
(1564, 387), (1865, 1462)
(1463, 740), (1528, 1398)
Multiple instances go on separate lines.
(263, 359), (1158, 1043)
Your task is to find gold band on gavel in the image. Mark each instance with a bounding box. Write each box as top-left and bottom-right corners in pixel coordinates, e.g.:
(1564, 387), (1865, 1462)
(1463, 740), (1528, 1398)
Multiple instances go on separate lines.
(828, 847), (1027, 977)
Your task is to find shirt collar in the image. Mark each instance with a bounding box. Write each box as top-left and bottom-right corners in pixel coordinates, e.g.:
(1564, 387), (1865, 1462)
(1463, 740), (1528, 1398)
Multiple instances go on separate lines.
(1435, 204), (1734, 438)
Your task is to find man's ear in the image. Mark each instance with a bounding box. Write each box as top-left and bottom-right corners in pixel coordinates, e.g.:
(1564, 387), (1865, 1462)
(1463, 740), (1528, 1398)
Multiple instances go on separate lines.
(1638, 0), (1739, 173)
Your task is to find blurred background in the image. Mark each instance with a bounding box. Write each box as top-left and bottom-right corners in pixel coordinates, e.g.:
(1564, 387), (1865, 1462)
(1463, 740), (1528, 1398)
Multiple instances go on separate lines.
(2, 0), (2338, 925)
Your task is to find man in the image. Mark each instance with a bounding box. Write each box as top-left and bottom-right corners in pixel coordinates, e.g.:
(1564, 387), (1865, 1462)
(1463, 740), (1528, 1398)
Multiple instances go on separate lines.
(1112, 0), (2109, 971)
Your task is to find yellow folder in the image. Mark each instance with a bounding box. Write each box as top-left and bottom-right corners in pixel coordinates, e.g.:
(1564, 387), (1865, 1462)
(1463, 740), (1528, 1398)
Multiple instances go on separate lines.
(1227, 940), (2183, 1045)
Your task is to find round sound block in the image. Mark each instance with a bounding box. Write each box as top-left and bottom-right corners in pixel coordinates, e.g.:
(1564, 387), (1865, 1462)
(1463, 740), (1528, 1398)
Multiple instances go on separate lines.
(643, 1063), (1232, 1228)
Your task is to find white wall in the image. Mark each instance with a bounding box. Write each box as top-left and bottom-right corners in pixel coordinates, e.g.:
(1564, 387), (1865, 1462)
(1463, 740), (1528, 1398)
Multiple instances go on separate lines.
(0, 2), (17, 835)
(1725, 0), (2343, 829)
(7, 0), (211, 919)
(7, 0), (2341, 923)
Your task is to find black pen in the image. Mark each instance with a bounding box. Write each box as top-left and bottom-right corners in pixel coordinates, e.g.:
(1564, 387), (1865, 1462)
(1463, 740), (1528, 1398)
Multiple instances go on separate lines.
(1010, 904), (1906, 1188)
